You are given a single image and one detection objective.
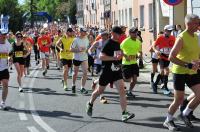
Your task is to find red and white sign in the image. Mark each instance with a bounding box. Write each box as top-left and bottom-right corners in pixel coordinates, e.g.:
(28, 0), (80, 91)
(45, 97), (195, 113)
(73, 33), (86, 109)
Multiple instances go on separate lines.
(163, 0), (183, 6)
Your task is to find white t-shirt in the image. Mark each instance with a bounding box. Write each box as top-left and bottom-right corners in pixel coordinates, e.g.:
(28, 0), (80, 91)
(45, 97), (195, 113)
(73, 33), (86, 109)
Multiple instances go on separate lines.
(0, 40), (12, 71)
(71, 37), (89, 61)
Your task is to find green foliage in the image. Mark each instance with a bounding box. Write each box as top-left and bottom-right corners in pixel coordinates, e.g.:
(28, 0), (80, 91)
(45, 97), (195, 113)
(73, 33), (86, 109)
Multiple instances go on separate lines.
(0, 0), (23, 32)
(21, 0), (77, 24)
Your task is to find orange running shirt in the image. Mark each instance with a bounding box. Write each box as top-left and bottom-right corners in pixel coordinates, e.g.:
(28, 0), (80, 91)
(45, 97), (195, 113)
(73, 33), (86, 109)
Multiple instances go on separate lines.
(37, 35), (51, 52)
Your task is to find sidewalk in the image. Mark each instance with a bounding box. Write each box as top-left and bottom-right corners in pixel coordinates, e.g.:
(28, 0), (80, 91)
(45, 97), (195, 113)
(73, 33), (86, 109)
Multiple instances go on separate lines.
(137, 61), (193, 95)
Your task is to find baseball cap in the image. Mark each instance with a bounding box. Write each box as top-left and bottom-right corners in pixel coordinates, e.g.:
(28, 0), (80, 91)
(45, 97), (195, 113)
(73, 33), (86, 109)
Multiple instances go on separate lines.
(164, 25), (174, 31)
(67, 28), (73, 32)
(80, 27), (87, 32)
(15, 31), (23, 37)
(111, 26), (123, 35)
(129, 27), (138, 33)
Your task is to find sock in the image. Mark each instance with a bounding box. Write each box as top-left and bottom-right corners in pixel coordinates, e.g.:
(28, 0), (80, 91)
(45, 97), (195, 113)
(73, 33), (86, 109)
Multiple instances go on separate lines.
(122, 110), (127, 115)
(183, 107), (193, 116)
(180, 99), (189, 112)
(151, 73), (155, 82)
(166, 113), (173, 122)
(154, 74), (161, 85)
(163, 75), (169, 91)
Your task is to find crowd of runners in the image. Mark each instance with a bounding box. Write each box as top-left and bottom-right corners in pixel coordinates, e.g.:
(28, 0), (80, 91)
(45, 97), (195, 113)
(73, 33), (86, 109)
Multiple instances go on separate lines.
(0, 14), (200, 131)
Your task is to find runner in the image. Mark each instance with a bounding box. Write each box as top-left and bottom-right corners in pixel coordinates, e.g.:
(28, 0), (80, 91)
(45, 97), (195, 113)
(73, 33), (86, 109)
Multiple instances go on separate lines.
(33, 31), (40, 65)
(70, 27), (89, 94)
(37, 29), (52, 76)
(56, 28), (74, 91)
(54, 30), (62, 70)
(86, 26), (135, 122)
(11, 31), (30, 92)
(152, 25), (175, 95)
(150, 31), (164, 92)
(88, 31), (110, 104)
(0, 30), (11, 110)
(120, 27), (142, 98)
(163, 14), (200, 131)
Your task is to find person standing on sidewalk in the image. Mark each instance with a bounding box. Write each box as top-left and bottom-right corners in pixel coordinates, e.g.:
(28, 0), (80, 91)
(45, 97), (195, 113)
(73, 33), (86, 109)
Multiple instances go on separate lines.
(0, 30), (12, 110)
(163, 14), (200, 131)
(70, 27), (89, 94)
(152, 25), (175, 94)
(56, 28), (74, 91)
(86, 26), (135, 122)
(120, 27), (142, 98)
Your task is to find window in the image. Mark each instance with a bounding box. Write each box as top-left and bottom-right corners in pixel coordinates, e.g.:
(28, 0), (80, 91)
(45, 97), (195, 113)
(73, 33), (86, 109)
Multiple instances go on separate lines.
(122, 10), (124, 25)
(148, 3), (153, 29)
(140, 5), (144, 28)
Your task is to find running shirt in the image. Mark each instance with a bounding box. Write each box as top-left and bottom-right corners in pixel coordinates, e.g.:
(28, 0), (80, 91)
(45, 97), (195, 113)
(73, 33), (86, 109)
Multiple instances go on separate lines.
(12, 42), (25, 59)
(172, 30), (200, 75)
(154, 35), (175, 60)
(120, 37), (142, 65)
(94, 40), (105, 65)
(71, 37), (89, 61)
(0, 40), (11, 71)
(101, 39), (121, 71)
(60, 35), (74, 60)
(119, 34), (127, 44)
(37, 35), (51, 52)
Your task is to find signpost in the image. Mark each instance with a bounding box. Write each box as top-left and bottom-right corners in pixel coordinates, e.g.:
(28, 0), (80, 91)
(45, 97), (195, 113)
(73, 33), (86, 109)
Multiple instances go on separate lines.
(163, 0), (183, 6)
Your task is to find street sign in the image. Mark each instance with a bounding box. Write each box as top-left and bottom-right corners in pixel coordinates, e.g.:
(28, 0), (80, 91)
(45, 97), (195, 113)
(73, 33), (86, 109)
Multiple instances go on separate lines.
(163, 0), (183, 6)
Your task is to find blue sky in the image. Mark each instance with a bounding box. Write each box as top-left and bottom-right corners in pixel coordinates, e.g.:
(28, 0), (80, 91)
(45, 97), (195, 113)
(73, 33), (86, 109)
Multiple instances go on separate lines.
(18, 0), (25, 5)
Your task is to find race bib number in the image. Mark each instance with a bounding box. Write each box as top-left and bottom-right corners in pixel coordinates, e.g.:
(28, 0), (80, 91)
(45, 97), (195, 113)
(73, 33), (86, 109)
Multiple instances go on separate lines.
(15, 51), (23, 57)
(160, 48), (171, 55)
(0, 53), (8, 59)
(111, 63), (120, 71)
(42, 40), (48, 46)
(128, 55), (136, 61)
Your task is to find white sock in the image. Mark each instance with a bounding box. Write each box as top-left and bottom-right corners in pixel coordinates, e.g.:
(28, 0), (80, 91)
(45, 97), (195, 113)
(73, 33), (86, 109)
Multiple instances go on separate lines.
(166, 113), (173, 122)
(183, 107), (192, 116)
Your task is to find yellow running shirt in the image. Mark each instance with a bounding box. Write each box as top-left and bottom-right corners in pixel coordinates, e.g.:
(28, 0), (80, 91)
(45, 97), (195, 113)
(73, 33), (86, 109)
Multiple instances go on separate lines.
(172, 30), (200, 75)
(120, 37), (142, 65)
(60, 36), (74, 60)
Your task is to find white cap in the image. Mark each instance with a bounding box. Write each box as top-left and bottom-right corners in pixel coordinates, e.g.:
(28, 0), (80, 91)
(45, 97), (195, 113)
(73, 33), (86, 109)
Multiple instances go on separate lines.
(164, 25), (174, 31)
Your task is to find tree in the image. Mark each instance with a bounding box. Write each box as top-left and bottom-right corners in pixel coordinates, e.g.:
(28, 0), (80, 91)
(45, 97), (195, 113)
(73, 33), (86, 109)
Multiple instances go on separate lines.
(0, 0), (23, 32)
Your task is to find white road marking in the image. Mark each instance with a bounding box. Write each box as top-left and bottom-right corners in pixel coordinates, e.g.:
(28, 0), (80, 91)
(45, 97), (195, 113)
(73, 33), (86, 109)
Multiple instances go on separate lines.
(27, 126), (40, 132)
(28, 70), (56, 132)
(19, 112), (28, 121)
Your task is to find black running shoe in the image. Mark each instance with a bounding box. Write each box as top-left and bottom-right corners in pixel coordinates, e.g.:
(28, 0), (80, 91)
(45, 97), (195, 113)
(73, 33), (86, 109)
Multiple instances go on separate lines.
(86, 101), (93, 116)
(72, 86), (76, 94)
(178, 114), (194, 128)
(80, 88), (88, 95)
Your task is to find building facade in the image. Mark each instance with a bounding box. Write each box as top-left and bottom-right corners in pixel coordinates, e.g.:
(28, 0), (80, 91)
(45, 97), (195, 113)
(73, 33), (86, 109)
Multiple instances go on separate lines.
(76, 0), (84, 27)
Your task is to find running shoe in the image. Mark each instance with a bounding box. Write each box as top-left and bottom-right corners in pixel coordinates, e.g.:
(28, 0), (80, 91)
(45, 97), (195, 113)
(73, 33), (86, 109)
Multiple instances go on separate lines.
(86, 101), (93, 116)
(177, 114), (194, 128)
(122, 111), (135, 122)
(63, 82), (68, 91)
(0, 102), (8, 111)
(18, 86), (23, 92)
(163, 119), (180, 131)
(47, 65), (49, 69)
(80, 88), (88, 95)
(72, 86), (76, 94)
(126, 91), (136, 98)
(100, 96), (108, 104)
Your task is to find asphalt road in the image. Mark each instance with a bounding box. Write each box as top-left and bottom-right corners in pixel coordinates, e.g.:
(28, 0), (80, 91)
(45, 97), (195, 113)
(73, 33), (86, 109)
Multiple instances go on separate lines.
(0, 59), (200, 132)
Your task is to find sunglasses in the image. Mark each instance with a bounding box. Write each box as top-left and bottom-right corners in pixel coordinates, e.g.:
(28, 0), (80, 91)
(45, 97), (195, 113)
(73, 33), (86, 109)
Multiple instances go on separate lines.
(17, 36), (23, 38)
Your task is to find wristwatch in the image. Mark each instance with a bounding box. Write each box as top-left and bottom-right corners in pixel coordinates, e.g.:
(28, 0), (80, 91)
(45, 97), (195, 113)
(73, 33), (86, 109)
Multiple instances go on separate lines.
(184, 63), (193, 69)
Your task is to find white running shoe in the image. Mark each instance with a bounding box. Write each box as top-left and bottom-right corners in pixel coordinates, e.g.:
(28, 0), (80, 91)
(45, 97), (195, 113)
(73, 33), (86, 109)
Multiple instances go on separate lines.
(19, 86), (23, 92)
